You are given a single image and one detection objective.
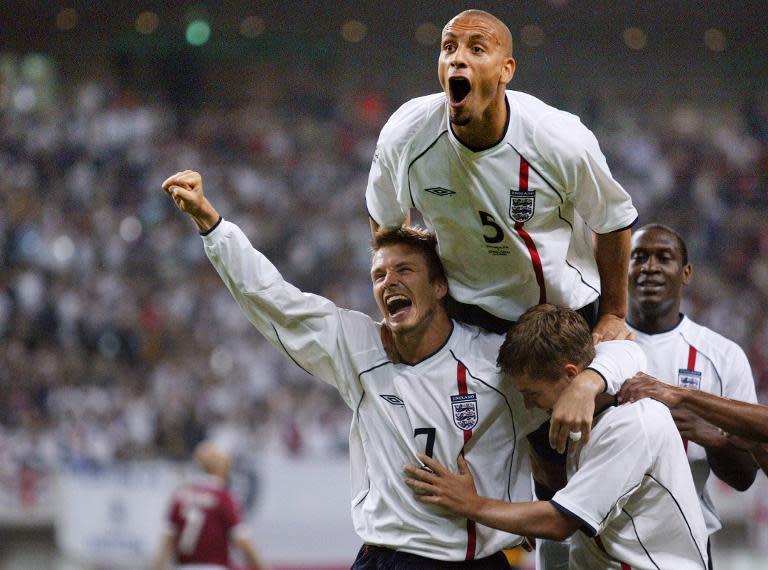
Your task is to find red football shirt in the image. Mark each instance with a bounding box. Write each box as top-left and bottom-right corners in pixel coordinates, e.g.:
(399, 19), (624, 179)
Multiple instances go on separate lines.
(167, 475), (243, 566)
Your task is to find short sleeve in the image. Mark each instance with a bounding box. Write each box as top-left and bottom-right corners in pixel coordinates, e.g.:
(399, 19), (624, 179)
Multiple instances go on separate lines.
(589, 340), (647, 395)
(366, 145), (407, 228)
(533, 111), (637, 234)
(719, 344), (757, 403)
(220, 490), (243, 531)
(166, 496), (181, 536)
(551, 406), (651, 536)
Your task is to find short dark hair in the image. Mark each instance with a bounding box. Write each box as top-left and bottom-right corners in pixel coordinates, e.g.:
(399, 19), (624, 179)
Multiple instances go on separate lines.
(635, 223), (689, 265)
(497, 304), (595, 380)
(371, 226), (446, 283)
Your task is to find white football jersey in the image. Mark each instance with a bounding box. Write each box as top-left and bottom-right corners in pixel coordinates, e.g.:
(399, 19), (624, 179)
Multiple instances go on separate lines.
(202, 220), (645, 561)
(366, 90), (637, 321)
(552, 399), (709, 570)
(628, 316), (758, 535)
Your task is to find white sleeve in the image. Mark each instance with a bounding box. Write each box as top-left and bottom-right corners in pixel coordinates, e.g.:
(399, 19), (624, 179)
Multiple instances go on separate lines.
(202, 219), (380, 406)
(551, 406), (652, 536)
(588, 340), (647, 395)
(365, 99), (431, 228)
(366, 142), (407, 228)
(533, 111), (637, 233)
(719, 344), (758, 403)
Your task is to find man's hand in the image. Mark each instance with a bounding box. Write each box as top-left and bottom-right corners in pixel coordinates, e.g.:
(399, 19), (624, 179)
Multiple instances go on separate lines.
(617, 372), (684, 407)
(592, 314), (635, 344)
(404, 454), (480, 519)
(549, 369), (604, 453)
(671, 408), (726, 449)
(161, 170), (220, 232)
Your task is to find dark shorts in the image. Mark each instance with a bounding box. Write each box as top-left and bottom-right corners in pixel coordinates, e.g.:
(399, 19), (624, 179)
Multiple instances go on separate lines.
(351, 545), (510, 570)
(445, 298), (599, 335)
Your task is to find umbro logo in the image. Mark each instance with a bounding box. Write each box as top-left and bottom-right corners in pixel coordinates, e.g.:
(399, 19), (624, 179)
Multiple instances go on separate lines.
(380, 394), (405, 406)
(424, 187), (455, 197)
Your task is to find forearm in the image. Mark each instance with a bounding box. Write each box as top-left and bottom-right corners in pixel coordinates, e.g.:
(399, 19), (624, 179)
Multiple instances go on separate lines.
(706, 441), (757, 492)
(594, 229), (631, 318)
(152, 536), (175, 570)
(470, 498), (578, 542)
(235, 536), (268, 570)
(680, 390), (768, 442)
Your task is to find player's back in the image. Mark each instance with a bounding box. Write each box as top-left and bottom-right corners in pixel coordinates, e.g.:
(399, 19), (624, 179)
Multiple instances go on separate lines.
(560, 399), (709, 569)
(168, 475), (242, 567)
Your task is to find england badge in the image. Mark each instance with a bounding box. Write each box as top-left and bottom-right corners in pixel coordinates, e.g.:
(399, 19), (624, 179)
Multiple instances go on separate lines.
(677, 369), (702, 391)
(451, 394), (478, 431)
(509, 189), (535, 223)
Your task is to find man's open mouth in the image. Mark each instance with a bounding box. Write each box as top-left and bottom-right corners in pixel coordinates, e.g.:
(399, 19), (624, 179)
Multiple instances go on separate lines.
(385, 294), (412, 317)
(449, 77), (471, 105)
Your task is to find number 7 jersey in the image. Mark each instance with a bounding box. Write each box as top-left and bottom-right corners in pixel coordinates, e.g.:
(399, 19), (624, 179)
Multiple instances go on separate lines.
(202, 219), (645, 561)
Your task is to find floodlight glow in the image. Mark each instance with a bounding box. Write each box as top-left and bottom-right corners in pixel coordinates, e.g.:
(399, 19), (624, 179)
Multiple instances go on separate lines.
(186, 19), (211, 46)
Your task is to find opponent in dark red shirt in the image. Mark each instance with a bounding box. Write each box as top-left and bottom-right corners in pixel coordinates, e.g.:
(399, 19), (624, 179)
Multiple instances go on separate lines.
(153, 442), (266, 570)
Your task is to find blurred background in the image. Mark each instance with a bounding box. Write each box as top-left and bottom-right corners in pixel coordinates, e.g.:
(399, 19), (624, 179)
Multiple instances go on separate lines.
(1, 1), (767, 568)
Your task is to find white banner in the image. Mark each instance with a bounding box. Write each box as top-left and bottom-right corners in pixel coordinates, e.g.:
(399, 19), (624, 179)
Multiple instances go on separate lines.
(54, 454), (359, 568)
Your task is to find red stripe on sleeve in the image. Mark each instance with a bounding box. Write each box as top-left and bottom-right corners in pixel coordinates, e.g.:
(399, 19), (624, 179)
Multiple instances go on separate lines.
(515, 158), (546, 304)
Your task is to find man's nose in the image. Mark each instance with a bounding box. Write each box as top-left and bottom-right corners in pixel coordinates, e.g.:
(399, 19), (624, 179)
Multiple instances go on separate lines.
(382, 270), (398, 287)
(449, 46), (468, 67)
(641, 256), (659, 272)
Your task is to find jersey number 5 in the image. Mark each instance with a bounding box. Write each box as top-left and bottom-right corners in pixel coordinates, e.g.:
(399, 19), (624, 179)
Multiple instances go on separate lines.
(479, 211), (504, 244)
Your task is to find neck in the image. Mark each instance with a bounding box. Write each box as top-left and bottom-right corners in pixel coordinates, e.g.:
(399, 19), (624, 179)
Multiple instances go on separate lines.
(452, 92), (508, 151)
(627, 302), (682, 335)
(394, 312), (453, 365)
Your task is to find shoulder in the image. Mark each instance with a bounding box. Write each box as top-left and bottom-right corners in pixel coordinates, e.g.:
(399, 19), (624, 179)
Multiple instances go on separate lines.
(596, 400), (673, 441)
(507, 90), (598, 160)
(377, 93), (447, 156)
(681, 317), (749, 365)
(451, 321), (505, 376)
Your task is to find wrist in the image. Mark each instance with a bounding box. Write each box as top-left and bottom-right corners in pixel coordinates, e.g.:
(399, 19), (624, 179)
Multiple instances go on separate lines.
(573, 370), (604, 396)
(467, 495), (489, 522)
(192, 200), (220, 233)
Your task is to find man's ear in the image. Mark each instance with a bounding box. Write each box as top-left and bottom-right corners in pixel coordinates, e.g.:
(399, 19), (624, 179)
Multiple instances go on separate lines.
(682, 263), (693, 286)
(564, 363), (581, 380)
(434, 278), (449, 300)
(501, 57), (516, 85)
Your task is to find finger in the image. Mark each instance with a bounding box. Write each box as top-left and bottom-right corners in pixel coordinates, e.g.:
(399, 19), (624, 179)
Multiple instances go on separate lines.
(591, 332), (603, 345)
(161, 171), (189, 190)
(174, 171), (201, 189)
(169, 185), (196, 203)
(405, 478), (436, 495)
(600, 328), (618, 341)
(627, 331), (637, 341)
(549, 418), (568, 454)
(580, 421), (592, 446)
(457, 454), (469, 475)
(419, 454), (446, 475)
(413, 494), (441, 505)
(404, 463), (436, 482)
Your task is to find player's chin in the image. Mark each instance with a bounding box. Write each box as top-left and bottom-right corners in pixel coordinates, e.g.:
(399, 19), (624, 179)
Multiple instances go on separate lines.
(448, 111), (472, 127)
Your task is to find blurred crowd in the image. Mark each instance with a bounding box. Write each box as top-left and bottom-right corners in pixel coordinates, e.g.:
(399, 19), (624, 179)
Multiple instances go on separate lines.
(0, 72), (767, 494)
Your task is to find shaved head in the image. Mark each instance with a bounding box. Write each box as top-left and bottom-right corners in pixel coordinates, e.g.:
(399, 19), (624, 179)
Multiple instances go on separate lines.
(194, 441), (233, 479)
(448, 10), (513, 57)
